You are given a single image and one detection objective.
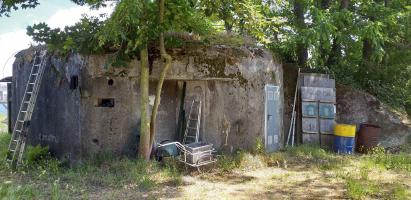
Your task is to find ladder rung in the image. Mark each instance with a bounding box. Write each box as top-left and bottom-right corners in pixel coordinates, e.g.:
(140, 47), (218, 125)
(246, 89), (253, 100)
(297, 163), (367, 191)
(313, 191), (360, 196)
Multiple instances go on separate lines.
(24, 101), (30, 103)
(32, 73), (38, 76)
(13, 139), (19, 142)
(185, 136), (196, 138)
(15, 130), (22, 132)
(17, 120), (24, 123)
(29, 83), (35, 85)
(27, 92), (32, 94)
(21, 111), (27, 113)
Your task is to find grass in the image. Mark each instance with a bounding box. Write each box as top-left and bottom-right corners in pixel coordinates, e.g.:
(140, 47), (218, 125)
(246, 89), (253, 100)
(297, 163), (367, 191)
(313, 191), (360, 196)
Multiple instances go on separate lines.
(0, 132), (184, 199)
(214, 144), (410, 199)
(0, 182), (40, 199)
(0, 114), (7, 133)
(0, 132), (409, 199)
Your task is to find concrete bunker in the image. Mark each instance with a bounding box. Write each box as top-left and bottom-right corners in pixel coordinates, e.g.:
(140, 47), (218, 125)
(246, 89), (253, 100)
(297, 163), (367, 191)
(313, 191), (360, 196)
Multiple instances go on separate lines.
(10, 45), (283, 162)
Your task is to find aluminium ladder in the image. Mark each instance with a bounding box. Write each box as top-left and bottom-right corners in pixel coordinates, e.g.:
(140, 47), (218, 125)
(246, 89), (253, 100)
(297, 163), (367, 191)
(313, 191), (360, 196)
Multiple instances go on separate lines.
(7, 50), (47, 167)
(183, 100), (201, 144)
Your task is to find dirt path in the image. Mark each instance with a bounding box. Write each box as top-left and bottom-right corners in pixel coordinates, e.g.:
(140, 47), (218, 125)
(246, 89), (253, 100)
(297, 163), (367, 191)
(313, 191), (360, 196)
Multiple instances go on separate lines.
(155, 167), (346, 200)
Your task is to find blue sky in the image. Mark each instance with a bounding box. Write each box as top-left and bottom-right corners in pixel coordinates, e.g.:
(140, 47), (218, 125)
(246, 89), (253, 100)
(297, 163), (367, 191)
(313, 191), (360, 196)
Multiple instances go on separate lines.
(0, 0), (77, 34)
(0, 1), (114, 78)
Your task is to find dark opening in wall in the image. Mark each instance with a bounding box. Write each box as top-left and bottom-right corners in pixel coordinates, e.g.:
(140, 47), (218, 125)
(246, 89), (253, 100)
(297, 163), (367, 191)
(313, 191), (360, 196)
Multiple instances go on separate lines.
(108, 79), (114, 86)
(92, 139), (99, 145)
(70, 75), (78, 90)
(96, 98), (115, 107)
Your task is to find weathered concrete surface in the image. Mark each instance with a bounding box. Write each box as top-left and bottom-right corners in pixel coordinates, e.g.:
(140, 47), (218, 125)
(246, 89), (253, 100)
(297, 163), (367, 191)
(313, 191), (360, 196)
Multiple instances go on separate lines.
(12, 47), (82, 162)
(11, 44), (283, 162)
(336, 85), (411, 147)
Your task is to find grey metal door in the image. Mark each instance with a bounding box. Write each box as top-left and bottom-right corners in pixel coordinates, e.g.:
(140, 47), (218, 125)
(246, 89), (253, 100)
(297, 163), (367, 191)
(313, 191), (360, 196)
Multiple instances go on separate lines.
(265, 85), (280, 152)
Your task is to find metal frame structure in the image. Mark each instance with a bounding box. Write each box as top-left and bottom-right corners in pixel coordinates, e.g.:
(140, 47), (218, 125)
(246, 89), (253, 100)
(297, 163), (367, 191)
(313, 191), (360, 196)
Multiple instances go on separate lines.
(158, 142), (217, 167)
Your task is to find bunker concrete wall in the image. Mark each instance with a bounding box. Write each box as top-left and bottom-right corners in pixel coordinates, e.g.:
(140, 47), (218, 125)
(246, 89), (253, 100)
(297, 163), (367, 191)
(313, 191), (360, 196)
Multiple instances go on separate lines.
(79, 72), (140, 157)
(12, 49), (82, 162)
(181, 50), (283, 152)
(11, 45), (283, 161)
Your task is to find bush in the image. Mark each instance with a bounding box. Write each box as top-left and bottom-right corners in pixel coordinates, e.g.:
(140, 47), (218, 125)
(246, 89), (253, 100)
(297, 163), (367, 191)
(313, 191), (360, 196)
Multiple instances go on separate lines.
(25, 145), (50, 165)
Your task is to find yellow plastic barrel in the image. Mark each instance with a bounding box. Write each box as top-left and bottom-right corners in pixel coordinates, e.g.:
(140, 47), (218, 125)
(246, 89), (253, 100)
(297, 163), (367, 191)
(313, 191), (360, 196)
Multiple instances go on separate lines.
(334, 124), (356, 137)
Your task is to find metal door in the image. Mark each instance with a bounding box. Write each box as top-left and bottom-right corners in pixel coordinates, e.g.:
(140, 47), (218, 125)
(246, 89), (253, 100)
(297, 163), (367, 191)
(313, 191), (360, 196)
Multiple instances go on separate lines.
(265, 85), (280, 152)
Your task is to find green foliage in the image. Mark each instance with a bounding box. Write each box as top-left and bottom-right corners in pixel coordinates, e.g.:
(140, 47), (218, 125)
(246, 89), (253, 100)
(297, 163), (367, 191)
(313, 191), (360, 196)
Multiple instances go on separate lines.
(27, 17), (104, 55)
(254, 137), (265, 154)
(286, 144), (332, 159)
(269, 0), (411, 111)
(345, 176), (380, 200)
(25, 144), (50, 165)
(217, 150), (247, 172)
(369, 151), (411, 172)
(0, 182), (39, 199)
(392, 184), (410, 200)
(405, 100), (411, 117)
(25, 0), (214, 68)
(7, 0), (411, 111)
(286, 144), (346, 170)
(0, 0), (40, 17)
(0, 133), (10, 169)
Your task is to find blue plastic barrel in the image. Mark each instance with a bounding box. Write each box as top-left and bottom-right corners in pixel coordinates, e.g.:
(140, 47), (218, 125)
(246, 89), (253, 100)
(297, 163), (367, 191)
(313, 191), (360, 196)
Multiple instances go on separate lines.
(333, 136), (355, 154)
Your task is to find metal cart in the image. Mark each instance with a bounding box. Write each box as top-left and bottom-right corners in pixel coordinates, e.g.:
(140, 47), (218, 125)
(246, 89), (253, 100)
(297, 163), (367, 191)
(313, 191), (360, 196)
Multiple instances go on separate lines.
(157, 142), (217, 167)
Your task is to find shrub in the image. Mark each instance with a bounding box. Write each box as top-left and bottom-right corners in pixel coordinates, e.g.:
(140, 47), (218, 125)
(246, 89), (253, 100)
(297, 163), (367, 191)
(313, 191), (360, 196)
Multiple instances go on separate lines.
(25, 145), (50, 165)
(254, 137), (265, 154)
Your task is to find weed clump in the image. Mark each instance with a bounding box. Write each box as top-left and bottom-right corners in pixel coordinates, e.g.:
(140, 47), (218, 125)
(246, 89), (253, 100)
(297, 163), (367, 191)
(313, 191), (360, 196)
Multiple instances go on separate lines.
(0, 182), (39, 199)
(26, 145), (50, 165)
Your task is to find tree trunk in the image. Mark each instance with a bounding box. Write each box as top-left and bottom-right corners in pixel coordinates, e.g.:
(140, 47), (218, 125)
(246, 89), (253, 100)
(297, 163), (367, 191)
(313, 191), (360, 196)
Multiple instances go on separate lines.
(138, 47), (151, 160)
(358, 35), (373, 87)
(149, 0), (172, 148)
(293, 0), (308, 68)
(340, 0), (349, 9)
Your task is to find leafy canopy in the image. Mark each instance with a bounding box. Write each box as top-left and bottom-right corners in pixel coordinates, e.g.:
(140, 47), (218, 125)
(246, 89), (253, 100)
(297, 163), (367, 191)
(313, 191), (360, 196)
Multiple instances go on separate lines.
(2, 0), (411, 112)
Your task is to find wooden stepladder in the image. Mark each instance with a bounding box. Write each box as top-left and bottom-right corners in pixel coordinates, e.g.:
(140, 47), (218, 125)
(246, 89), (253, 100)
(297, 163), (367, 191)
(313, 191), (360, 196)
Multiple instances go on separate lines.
(7, 50), (47, 167)
(183, 100), (201, 144)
